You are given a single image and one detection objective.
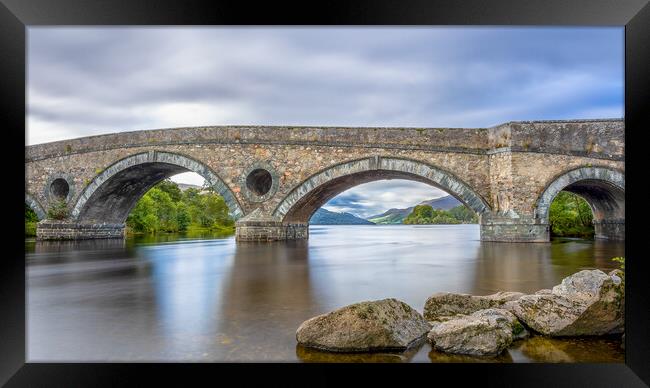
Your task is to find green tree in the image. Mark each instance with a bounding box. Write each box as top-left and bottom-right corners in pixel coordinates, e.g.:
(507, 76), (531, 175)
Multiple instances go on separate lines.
(26, 203), (39, 222)
(549, 191), (594, 238)
(404, 205), (435, 224)
(25, 203), (39, 237)
(432, 214), (461, 224)
(156, 179), (183, 202)
(403, 204), (477, 225)
(176, 202), (192, 231)
(448, 205), (478, 223)
(147, 187), (179, 232)
(126, 180), (234, 235)
(197, 192), (233, 228)
(127, 194), (159, 233)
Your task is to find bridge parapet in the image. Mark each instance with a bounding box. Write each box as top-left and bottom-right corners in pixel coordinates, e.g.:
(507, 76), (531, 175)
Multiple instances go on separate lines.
(25, 119), (623, 163)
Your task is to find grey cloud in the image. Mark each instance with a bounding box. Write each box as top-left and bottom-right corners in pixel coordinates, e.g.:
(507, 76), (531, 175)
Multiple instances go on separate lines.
(28, 27), (623, 213)
(28, 27), (623, 145)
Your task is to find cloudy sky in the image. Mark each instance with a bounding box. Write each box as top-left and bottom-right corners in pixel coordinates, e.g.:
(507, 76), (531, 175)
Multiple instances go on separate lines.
(27, 27), (623, 217)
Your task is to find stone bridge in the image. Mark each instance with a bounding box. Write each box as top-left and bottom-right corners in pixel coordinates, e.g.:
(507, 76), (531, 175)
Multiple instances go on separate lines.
(25, 119), (625, 242)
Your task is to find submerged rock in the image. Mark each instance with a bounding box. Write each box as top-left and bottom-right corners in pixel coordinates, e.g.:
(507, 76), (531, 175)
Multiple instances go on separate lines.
(427, 308), (526, 356)
(296, 343), (421, 362)
(296, 298), (431, 352)
(512, 334), (625, 363)
(423, 291), (525, 321)
(504, 269), (624, 336)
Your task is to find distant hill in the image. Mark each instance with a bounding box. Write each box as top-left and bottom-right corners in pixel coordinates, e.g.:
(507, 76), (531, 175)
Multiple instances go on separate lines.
(310, 208), (375, 225)
(367, 195), (462, 224)
(177, 183), (204, 192)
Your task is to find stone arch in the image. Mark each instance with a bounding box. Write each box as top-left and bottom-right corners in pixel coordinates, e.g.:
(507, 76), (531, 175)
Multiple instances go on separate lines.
(274, 156), (491, 223)
(71, 151), (244, 224)
(534, 166), (624, 240)
(25, 193), (46, 220)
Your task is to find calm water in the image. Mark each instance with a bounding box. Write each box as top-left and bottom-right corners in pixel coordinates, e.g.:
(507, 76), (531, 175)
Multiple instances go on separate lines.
(26, 225), (625, 362)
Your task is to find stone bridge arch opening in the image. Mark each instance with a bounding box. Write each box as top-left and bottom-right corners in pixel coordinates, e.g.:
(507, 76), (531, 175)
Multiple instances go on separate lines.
(26, 193), (45, 237)
(534, 167), (624, 241)
(237, 156), (491, 241)
(26, 193), (46, 221)
(38, 151), (245, 239)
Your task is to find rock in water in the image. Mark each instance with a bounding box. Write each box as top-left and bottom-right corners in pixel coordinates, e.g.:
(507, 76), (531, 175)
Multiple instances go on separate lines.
(427, 308), (525, 356)
(423, 291), (525, 321)
(295, 298), (431, 352)
(504, 269), (624, 336)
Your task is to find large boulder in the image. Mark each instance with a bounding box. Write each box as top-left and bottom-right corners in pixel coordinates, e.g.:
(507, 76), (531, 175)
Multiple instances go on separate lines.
(296, 298), (431, 352)
(427, 308), (526, 356)
(423, 291), (525, 321)
(504, 269), (624, 336)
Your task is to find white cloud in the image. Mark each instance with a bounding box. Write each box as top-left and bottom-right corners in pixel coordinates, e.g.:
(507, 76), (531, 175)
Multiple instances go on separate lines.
(324, 180), (448, 218)
(27, 27), (623, 145)
(170, 172), (205, 186)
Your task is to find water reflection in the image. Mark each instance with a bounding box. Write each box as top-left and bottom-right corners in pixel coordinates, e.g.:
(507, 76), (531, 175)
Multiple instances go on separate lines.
(145, 238), (235, 359)
(27, 225), (625, 362)
(297, 342), (423, 363)
(509, 335), (625, 363)
(428, 347), (514, 363)
(214, 240), (321, 361)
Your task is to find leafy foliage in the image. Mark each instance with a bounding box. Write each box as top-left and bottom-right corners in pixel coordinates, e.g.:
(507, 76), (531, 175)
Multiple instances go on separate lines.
(26, 203), (39, 222)
(47, 199), (69, 220)
(447, 205), (479, 223)
(126, 179), (234, 234)
(549, 191), (594, 238)
(612, 256), (625, 271)
(403, 204), (477, 225)
(25, 203), (39, 237)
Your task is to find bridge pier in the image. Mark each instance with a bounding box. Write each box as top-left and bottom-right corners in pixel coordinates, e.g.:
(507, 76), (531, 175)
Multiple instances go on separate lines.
(479, 214), (549, 243)
(235, 220), (308, 242)
(594, 219), (625, 241)
(36, 220), (125, 240)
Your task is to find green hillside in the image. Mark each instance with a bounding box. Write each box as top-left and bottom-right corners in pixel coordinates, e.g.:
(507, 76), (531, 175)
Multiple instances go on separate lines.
(367, 212), (406, 224)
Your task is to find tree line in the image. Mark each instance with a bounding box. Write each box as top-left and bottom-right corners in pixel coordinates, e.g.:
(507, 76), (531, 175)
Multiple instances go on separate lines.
(403, 204), (478, 225)
(126, 180), (234, 234)
(24, 179), (235, 237)
(402, 191), (594, 238)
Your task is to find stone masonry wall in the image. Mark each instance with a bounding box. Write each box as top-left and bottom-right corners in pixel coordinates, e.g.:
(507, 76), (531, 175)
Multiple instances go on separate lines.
(26, 144), (493, 218)
(510, 153), (623, 217)
(25, 119), (624, 242)
(235, 221), (309, 242)
(36, 221), (125, 240)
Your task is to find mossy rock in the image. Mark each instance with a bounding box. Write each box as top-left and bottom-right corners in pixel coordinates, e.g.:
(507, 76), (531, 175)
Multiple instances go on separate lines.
(506, 270), (625, 336)
(423, 291), (525, 321)
(296, 298), (431, 353)
(427, 308), (523, 356)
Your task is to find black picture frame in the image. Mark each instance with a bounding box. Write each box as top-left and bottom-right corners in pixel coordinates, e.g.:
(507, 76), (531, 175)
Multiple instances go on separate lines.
(1, 0), (648, 386)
